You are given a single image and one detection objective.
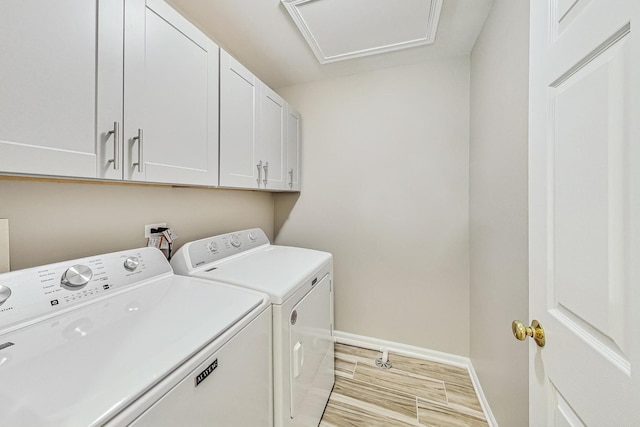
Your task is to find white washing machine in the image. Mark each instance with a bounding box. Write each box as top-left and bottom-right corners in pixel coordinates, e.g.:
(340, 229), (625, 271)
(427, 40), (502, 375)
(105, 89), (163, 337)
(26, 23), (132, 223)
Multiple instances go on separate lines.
(171, 228), (334, 427)
(0, 247), (273, 426)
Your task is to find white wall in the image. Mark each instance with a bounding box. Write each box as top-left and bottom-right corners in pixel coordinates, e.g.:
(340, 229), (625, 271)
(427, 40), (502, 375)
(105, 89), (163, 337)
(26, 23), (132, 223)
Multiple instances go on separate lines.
(275, 58), (471, 356)
(0, 178), (274, 270)
(469, 0), (530, 425)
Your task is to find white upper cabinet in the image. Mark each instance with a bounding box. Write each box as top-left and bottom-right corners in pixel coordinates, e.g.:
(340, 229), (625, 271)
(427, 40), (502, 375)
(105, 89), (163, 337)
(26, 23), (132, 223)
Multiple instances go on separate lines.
(220, 49), (298, 191)
(259, 85), (286, 190)
(1, 0), (218, 186)
(122, 0), (219, 186)
(0, 0), (123, 179)
(285, 107), (301, 191)
(219, 50), (261, 189)
(1, 1), (296, 191)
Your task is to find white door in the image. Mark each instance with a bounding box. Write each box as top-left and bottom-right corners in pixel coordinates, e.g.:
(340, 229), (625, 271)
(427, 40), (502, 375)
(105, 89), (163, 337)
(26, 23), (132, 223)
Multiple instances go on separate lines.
(260, 84), (286, 190)
(123, 0), (219, 186)
(529, 0), (640, 425)
(219, 50), (261, 189)
(286, 107), (302, 192)
(0, 0), (123, 179)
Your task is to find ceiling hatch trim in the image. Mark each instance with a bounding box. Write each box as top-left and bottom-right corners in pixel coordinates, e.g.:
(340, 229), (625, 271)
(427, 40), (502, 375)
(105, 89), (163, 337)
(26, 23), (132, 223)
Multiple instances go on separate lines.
(281, 0), (444, 64)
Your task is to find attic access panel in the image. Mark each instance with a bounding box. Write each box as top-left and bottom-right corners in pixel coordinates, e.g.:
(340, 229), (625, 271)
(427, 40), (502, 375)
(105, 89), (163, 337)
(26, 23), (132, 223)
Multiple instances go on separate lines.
(281, 0), (443, 64)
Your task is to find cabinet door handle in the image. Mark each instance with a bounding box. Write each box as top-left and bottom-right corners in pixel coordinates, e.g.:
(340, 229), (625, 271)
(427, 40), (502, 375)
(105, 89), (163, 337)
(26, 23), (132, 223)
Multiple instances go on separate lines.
(263, 162), (269, 186)
(107, 121), (120, 170)
(132, 129), (144, 173)
(289, 168), (294, 188)
(256, 160), (262, 186)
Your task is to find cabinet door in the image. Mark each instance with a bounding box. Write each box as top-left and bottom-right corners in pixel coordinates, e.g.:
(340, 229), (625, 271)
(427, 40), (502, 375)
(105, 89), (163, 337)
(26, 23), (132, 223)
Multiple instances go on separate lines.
(219, 50), (261, 189)
(286, 107), (302, 191)
(0, 0), (123, 179)
(259, 84), (287, 190)
(124, 0), (219, 186)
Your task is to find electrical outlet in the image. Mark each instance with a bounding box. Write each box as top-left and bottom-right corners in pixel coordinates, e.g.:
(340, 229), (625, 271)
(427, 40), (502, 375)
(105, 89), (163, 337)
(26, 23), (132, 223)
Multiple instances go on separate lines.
(144, 222), (167, 238)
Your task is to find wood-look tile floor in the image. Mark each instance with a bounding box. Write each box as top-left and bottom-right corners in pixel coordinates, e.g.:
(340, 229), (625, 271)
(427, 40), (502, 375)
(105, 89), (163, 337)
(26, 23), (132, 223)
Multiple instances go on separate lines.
(320, 344), (489, 427)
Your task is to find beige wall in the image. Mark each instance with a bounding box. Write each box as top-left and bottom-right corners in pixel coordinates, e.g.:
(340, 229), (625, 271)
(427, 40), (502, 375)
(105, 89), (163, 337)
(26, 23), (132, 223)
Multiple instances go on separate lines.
(0, 178), (274, 270)
(469, 0), (530, 425)
(275, 58), (471, 356)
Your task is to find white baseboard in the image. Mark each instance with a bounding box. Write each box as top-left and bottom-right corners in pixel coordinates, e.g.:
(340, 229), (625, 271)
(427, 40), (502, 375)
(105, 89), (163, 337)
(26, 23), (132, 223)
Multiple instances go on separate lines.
(466, 359), (499, 427)
(333, 330), (499, 427)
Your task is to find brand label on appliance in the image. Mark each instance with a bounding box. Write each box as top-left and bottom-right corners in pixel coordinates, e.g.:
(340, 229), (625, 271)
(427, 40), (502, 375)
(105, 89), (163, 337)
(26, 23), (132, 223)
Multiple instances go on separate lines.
(0, 342), (14, 350)
(194, 359), (218, 387)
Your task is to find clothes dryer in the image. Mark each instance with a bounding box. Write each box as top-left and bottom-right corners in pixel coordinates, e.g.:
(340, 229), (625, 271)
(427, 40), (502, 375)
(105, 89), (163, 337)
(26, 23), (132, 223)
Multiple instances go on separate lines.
(171, 228), (334, 427)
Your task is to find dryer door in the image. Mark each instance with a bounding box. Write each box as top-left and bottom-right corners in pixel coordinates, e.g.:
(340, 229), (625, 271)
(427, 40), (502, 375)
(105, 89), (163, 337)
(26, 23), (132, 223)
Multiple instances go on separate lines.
(289, 274), (334, 421)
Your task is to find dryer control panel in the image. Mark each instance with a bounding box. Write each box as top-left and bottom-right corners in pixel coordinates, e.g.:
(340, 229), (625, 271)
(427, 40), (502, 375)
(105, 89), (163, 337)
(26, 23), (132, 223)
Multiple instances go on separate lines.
(172, 228), (270, 273)
(0, 247), (172, 333)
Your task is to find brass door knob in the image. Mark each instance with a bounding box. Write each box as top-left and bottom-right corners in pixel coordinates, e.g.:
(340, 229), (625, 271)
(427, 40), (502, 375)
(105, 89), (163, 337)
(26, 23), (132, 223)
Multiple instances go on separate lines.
(512, 319), (545, 347)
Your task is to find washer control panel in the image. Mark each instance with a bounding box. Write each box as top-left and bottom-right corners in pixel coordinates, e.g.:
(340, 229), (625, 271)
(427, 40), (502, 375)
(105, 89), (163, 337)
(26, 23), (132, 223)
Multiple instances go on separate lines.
(0, 247), (172, 333)
(183, 228), (270, 270)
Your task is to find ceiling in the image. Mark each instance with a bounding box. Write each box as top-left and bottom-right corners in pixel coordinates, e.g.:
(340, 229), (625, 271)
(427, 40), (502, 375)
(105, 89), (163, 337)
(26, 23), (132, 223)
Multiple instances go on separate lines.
(167, 0), (495, 89)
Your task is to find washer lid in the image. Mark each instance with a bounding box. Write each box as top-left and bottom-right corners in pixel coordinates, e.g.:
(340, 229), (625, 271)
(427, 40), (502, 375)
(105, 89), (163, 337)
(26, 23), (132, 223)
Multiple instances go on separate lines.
(0, 275), (266, 427)
(193, 246), (332, 304)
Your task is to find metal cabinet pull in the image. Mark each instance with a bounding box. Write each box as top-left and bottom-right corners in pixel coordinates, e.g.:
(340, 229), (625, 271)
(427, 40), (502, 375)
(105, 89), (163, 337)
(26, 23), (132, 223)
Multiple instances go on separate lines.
(132, 129), (144, 173)
(289, 168), (294, 188)
(256, 160), (263, 186)
(107, 121), (120, 170)
(263, 162), (269, 186)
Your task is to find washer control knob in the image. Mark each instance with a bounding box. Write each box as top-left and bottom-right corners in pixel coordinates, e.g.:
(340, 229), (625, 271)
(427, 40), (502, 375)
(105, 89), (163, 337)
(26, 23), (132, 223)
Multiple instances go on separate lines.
(61, 265), (93, 289)
(229, 234), (241, 248)
(124, 256), (140, 272)
(248, 232), (257, 242)
(0, 285), (12, 306)
(207, 242), (219, 253)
